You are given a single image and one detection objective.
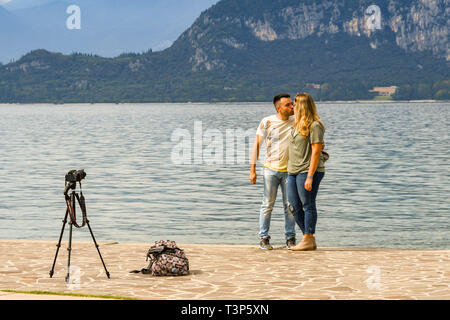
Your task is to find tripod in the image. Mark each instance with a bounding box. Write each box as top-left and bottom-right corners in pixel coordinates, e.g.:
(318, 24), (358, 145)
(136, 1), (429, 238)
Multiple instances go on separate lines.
(49, 179), (110, 282)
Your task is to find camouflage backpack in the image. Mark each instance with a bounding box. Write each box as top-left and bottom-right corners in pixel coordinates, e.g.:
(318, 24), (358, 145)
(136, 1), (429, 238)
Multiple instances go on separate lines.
(130, 240), (190, 276)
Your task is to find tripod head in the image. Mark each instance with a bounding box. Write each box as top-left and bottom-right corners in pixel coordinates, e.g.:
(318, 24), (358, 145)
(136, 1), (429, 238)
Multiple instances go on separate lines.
(64, 181), (76, 196)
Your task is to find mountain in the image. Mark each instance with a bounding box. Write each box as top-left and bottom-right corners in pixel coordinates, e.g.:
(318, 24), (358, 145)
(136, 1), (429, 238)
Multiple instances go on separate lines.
(1, 0), (449, 102)
(0, 0), (220, 64)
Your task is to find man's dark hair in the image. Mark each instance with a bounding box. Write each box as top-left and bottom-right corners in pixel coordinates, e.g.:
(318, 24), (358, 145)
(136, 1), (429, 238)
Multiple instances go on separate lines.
(273, 93), (291, 107)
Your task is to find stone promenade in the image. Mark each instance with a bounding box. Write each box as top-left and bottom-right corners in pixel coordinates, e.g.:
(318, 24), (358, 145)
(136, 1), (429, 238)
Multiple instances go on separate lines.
(0, 240), (448, 300)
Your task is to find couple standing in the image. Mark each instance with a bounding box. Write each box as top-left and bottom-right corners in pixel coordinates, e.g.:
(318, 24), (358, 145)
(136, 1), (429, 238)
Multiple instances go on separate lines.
(250, 93), (326, 251)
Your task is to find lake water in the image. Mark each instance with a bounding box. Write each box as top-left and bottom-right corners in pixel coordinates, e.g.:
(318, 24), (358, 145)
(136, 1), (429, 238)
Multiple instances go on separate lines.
(0, 102), (448, 249)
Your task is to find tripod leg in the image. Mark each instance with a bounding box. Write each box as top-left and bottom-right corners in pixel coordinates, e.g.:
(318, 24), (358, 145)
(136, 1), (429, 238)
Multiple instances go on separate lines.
(65, 221), (73, 284)
(86, 220), (110, 279)
(49, 208), (69, 278)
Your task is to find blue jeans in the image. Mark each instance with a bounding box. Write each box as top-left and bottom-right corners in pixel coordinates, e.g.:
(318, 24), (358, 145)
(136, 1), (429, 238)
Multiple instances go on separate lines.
(287, 171), (324, 235)
(259, 167), (296, 240)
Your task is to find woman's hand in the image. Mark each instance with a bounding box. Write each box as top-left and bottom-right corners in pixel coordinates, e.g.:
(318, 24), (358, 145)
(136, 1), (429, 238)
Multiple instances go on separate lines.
(305, 142), (322, 191)
(250, 170), (257, 184)
(304, 176), (313, 191)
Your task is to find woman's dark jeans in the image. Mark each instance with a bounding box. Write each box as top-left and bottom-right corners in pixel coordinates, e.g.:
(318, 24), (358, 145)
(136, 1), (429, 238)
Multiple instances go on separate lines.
(287, 171), (324, 235)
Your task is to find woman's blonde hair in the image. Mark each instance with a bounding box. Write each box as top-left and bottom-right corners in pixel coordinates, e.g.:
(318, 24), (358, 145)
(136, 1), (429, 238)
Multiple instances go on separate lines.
(294, 93), (324, 138)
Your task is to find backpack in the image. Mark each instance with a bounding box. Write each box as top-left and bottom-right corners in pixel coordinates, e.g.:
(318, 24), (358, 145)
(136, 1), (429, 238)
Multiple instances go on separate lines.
(130, 240), (190, 276)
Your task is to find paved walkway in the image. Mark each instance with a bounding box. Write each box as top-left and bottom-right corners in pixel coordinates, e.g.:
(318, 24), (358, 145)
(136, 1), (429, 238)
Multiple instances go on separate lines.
(0, 240), (449, 300)
(0, 291), (109, 300)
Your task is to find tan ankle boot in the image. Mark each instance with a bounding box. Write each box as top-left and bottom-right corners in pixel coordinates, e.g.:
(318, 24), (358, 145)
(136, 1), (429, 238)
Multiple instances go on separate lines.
(312, 235), (317, 250)
(290, 234), (315, 251)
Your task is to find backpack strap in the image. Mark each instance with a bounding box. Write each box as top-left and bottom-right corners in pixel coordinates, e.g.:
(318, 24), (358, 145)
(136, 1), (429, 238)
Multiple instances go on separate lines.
(129, 260), (154, 274)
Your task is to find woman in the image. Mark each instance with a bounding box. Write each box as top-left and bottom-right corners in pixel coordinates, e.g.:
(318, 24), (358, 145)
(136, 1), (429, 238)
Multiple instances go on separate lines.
(287, 93), (325, 251)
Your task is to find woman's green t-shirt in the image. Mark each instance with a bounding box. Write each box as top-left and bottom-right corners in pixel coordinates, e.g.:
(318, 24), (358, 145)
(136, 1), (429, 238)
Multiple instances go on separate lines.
(288, 121), (325, 175)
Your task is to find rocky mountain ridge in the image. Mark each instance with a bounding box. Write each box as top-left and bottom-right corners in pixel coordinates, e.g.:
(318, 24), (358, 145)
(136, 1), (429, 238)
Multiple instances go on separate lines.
(180, 0), (449, 72)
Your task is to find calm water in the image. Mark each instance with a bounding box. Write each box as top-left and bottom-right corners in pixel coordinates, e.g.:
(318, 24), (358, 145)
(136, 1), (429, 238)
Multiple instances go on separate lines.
(0, 102), (448, 249)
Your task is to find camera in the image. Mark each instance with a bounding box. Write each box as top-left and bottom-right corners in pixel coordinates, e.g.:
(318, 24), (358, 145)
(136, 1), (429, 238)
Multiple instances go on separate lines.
(64, 169), (86, 195)
(65, 169), (86, 183)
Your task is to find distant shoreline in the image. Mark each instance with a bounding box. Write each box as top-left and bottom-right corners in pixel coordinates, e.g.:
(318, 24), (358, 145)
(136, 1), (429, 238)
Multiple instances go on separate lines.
(0, 100), (448, 106)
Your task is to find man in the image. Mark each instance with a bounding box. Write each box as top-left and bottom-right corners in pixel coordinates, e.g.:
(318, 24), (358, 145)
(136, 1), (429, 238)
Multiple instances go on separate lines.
(250, 93), (296, 250)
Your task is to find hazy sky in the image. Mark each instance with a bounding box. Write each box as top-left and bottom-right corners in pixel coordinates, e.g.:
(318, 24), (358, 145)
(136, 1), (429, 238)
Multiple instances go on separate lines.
(1, 0), (22, 6)
(1, 0), (47, 4)
(2, 0), (68, 9)
(0, 0), (221, 63)
(1, 0), (50, 10)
